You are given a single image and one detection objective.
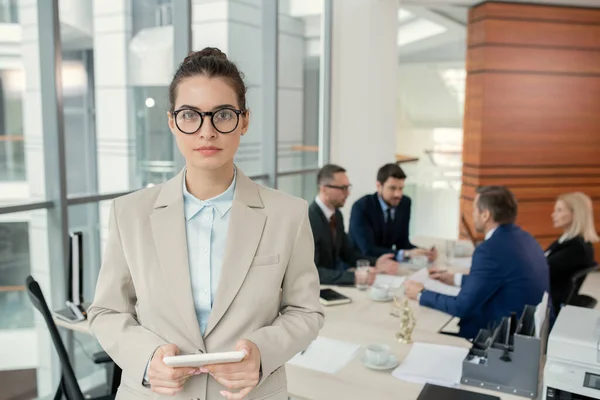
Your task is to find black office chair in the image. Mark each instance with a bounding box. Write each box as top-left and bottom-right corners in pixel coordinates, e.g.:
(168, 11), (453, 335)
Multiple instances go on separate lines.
(565, 265), (599, 309)
(25, 276), (115, 400)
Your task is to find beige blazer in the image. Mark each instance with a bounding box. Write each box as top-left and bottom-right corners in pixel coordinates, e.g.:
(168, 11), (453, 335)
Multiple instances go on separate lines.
(88, 168), (324, 400)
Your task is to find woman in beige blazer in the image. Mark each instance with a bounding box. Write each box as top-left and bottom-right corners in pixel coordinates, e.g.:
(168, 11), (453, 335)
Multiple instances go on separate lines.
(88, 47), (324, 400)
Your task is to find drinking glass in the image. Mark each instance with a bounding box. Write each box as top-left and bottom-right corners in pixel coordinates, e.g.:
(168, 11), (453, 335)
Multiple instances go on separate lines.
(355, 259), (371, 290)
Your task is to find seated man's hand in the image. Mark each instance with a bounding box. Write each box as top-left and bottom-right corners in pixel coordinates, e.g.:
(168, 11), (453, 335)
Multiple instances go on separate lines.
(403, 280), (424, 300)
(203, 340), (261, 400)
(406, 248), (437, 262)
(375, 253), (400, 275)
(428, 267), (455, 286)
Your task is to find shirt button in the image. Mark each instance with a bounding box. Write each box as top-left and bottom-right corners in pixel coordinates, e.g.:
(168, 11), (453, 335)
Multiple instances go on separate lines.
(206, 216), (211, 221)
(204, 289), (208, 294)
(204, 248), (208, 253)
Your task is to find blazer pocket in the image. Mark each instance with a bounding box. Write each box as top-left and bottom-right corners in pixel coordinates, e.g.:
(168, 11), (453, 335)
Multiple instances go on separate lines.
(251, 254), (280, 268)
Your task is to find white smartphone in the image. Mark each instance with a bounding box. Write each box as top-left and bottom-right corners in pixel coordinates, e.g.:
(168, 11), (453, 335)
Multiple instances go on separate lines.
(163, 351), (245, 368)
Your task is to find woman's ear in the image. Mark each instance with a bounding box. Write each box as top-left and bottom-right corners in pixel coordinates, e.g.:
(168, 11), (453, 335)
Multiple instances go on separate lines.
(240, 110), (250, 135)
(167, 111), (177, 135)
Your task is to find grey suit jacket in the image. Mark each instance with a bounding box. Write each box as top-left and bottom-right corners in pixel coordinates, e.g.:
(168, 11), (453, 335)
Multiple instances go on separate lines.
(88, 168), (324, 399)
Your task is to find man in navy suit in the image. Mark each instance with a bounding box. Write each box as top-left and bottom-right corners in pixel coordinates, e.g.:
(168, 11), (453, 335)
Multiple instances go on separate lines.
(404, 186), (550, 339)
(348, 163), (436, 262)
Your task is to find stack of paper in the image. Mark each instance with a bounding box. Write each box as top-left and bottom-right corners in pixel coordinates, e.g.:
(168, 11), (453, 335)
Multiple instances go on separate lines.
(534, 292), (549, 338)
(392, 343), (469, 387)
(409, 268), (461, 297)
(287, 336), (361, 374)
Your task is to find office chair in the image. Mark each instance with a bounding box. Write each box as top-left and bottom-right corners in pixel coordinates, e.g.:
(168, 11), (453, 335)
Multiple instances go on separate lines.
(565, 265), (599, 309)
(25, 276), (115, 400)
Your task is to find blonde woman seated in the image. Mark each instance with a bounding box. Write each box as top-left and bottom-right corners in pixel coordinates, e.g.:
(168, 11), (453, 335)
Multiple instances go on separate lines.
(546, 192), (598, 312)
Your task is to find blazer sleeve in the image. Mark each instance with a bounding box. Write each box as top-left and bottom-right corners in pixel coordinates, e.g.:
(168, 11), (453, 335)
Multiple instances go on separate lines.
(244, 202), (324, 385)
(420, 244), (505, 318)
(349, 200), (395, 257)
(341, 219), (376, 267)
(87, 201), (168, 384)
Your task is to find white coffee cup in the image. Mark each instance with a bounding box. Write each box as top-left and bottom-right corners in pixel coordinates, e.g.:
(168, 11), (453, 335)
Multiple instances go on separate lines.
(365, 344), (390, 366)
(370, 284), (390, 299)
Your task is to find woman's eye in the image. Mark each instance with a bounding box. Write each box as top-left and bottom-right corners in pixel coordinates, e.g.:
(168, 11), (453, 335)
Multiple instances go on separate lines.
(183, 111), (197, 120)
(215, 109), (234, 121)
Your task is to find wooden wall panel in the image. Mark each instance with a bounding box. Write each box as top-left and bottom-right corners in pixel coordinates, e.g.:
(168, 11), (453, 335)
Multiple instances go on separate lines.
(469, 46), (600, 75)
(469, 20), (600, 49)
(470, 2), (600, 24)
(462, 1), (600, 257)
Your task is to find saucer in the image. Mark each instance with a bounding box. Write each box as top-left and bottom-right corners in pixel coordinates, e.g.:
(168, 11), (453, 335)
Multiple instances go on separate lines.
(361, 354), (399, 370)
(369, 293), (393, 302)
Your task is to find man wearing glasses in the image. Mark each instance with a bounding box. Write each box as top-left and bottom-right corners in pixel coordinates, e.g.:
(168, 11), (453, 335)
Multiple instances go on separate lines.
(349, 163), (437, 262)
(308, 164), (400, 285)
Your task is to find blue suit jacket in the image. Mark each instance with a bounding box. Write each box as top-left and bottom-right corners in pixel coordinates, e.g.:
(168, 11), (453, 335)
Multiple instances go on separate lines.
(348, 193), (416, 257)
(420, 224), (550, 339)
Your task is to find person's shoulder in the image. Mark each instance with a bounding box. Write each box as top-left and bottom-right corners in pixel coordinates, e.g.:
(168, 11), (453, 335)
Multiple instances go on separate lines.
(400, 195), (412, 207)
(112, 183), (164, 218)
(254, 182), (308, 221)
(353, 193), (374, 206)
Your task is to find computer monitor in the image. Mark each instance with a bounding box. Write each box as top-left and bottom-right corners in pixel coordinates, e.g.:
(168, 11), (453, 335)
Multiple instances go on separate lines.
(68, 231), (84, 306)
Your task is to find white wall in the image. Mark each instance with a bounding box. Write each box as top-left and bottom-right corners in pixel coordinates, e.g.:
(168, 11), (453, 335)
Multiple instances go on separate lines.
(330, 0), (399, 223)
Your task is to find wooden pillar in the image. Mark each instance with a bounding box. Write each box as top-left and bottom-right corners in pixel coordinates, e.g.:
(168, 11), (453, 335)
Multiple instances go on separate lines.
(461, 2), (600, 254)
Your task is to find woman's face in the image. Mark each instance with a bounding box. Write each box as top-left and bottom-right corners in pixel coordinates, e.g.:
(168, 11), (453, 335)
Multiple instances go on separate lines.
(552, 200), (573, 230)
(168, 75), (248, 172)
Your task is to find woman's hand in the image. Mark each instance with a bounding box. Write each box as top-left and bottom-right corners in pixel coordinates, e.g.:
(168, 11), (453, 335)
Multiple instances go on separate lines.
(203, 339), (262, 400)
(147, 344), (200, 395)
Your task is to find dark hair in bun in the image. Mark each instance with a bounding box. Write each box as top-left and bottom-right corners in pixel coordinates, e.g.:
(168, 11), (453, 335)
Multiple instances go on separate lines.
(169, 47), (247, 112)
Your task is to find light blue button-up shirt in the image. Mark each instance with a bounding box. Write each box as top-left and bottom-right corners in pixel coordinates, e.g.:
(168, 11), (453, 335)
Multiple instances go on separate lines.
(183, 169), (236, 335)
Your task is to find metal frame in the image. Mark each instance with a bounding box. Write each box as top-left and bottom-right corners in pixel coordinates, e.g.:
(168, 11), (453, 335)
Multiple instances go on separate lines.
(37, 0), (69, 388)
(172, 0), (191, 172)
(277, 168), (319, 177)
(318, 0), (333, 167)
(262, 0), (278, 188)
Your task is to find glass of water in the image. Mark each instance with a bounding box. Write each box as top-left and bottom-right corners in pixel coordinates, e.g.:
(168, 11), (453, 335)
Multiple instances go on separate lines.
(355, 259), (371, 291)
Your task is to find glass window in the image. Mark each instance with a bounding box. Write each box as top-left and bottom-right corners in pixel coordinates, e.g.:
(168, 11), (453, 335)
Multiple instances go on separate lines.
(277, 0), (322, 174)
(277, 172), (318, 201)
(0, 69), (25, 184)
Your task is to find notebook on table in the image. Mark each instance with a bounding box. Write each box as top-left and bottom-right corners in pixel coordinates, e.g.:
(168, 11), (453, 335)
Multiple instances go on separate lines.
(417, 384), (500, 400)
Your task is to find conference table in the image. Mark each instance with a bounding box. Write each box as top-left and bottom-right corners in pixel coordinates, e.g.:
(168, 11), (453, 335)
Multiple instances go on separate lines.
(54, 237), (527, 400)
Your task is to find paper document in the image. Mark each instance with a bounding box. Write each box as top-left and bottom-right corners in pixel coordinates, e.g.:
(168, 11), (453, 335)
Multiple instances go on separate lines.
(374, 274), (406, 289)
(534, 292), (549, 338)
(450, 257), (472, 269)
(409, 268), (460, 297)
(287, 336), (360, 374)
(392, 343), (469, 387)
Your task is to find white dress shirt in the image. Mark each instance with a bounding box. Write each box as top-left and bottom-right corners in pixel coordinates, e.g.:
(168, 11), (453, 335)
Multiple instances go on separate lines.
(315, 195), (335, 221)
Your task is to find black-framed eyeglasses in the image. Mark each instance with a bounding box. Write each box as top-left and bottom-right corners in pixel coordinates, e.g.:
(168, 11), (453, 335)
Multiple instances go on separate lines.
(172, 107), (246, 134)
(325, 184), (352, 192)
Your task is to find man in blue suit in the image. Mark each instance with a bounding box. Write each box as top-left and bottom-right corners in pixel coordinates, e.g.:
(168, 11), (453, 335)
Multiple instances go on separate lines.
(404, 186), (550, 339)
(349, 163), (436, 262)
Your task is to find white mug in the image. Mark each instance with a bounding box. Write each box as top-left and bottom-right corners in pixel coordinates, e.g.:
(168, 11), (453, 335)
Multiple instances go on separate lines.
(365, 344), (390, 365)
(370, 284), (390, 299)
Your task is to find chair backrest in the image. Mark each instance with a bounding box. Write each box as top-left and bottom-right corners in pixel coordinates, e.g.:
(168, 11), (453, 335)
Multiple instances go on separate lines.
(565, 265), (599, 305)
(26, 276), (85, 400)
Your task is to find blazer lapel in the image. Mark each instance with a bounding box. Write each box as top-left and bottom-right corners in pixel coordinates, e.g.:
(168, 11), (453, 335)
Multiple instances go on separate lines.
(204, 171), (266, 338)
(150, 170), (205, 351)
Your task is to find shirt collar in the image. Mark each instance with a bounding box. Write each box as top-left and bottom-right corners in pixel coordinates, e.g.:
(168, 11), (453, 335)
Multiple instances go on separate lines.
(182, 168), (237, 220)
(485, 227), (497, 241)
(378, 194), (390, 213)
(315, 195), (335, 221)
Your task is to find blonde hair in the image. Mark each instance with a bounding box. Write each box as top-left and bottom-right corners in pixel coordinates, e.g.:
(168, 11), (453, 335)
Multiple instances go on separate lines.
(557, 192), (599, 243)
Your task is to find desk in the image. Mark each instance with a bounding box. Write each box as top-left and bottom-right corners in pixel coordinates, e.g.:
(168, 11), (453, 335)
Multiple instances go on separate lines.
(54, 317), (91, 334)
(285, 286), (521, 400)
